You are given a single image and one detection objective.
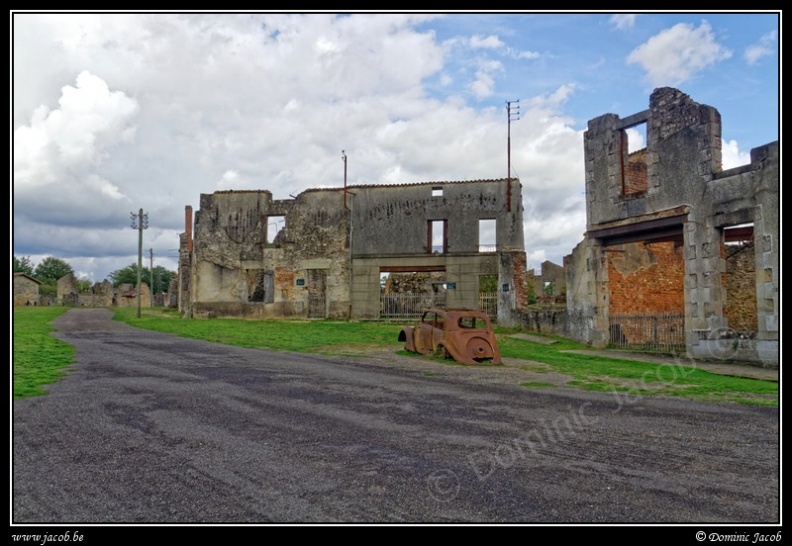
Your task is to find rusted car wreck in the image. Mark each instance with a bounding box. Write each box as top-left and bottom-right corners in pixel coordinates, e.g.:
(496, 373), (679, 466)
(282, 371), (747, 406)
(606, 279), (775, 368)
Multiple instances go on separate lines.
(398, 308), (502, 365)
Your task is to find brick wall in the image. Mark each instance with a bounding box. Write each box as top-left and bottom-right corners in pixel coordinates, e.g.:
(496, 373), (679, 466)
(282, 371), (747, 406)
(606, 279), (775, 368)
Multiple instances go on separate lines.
(607, 241), (684, 315)
(624, 148), (648, 196)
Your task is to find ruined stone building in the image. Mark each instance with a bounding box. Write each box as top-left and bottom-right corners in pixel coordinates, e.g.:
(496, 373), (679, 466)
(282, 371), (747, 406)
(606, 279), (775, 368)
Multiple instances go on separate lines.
(55, 272), (151, 308)
(179, 178), (527, 323)
(528, 260), (566, 300)
(13, 272), (41, 306)
(566, 87), (778, 366)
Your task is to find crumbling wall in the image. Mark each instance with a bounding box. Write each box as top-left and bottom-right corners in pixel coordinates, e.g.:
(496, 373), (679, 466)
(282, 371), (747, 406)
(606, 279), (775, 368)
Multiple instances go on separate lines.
(189, 189), (350, 319)
(77, 280), (114, 307)
(57, 273), (79, 306)
(115, 282), (151, 308)
(607, 241), (684, 315)
(186, 179), (528, 322)
(529, 260), (566, 299)
(567, 87), (778, 365)
(385, 272), (446, 294)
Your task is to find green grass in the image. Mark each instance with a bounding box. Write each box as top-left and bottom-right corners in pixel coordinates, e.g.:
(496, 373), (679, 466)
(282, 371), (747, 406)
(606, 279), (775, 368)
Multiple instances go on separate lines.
(21, 307), (774, 407)
(13, 307), (75, 399)
(498, 335), (778, 406)
(112, 308), (405, 353)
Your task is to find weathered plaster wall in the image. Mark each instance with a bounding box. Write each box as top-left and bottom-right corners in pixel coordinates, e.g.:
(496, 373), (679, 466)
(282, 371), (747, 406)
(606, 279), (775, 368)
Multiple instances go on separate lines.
(189, 189), (351, 319)
(347, 179), (525, 255)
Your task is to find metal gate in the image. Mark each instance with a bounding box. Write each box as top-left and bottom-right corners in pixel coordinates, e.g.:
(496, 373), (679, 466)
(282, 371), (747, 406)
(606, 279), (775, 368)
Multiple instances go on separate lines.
(478, 292), (497, 319)
(307, 269), (326, 318)
(380, 292), (446, 321)
(608, 313), (685, 353)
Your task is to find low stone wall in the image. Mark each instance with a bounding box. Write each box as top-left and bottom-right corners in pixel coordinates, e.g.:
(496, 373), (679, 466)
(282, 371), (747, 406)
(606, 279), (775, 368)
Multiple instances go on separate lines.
(513, 306), (568, 336)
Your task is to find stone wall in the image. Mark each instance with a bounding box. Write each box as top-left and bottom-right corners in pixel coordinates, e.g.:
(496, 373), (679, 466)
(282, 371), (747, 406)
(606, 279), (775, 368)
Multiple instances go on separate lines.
(722, 240), (757, 333)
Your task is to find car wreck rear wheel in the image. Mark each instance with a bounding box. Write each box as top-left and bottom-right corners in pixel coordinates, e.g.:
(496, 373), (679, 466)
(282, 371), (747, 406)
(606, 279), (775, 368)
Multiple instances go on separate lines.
(466, 337), (495, 361)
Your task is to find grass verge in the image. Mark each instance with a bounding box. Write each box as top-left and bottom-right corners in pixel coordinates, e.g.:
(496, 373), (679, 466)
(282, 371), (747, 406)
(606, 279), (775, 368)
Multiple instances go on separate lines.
(13, 307), (75, 399)
(499, 335), (778, 406)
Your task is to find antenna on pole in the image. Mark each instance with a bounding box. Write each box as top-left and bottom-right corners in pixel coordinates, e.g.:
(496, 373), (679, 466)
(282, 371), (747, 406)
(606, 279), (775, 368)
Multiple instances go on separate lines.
(342, 150), (349, 211)
(506, 100), (520, 212)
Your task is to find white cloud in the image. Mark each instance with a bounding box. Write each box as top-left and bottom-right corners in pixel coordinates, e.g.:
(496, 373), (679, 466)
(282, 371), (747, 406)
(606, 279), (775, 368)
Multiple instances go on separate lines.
(626, 20), (732, 86)
(13, 70), (139, 226)
(469, 59), (503, 99)
(744, 30), (777, 65)
(721, 139), (751, 170)
(610, 14), (637, 30)
(511, 49), (540, 60)
(470, 34), (504, 49)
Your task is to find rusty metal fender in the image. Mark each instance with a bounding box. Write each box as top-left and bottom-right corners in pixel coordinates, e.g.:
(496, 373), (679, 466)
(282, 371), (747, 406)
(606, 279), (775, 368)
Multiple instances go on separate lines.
(398, 326), (416, 352)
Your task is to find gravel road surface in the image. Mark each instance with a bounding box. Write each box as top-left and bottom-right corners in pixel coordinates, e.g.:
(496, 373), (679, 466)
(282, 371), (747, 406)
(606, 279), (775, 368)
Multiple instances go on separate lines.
(12, 309), (780, 524)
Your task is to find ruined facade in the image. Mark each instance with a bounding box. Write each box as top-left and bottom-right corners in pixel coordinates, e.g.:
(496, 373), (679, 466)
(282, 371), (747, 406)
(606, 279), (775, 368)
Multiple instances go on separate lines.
(528, 260), (566, 300)
(566, 87), (778, 366)
(180, 179), (527, 323)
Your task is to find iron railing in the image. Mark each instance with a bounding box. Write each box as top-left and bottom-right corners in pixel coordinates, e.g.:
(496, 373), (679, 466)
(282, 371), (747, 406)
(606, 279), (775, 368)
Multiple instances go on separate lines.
(380, 292), (445, 320)
(379, 292), (497, 321)
(608, 313), (685, 353)
(478, 292), (497, 319)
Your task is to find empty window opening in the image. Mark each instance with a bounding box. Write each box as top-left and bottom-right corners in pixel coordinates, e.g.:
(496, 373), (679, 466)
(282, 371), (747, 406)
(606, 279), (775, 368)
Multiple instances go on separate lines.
(247, 269), (274, 303)
(267, 216), (285, 244)
(722, 223), (757, 336)
(479, 219), (496, 252)
(621, 121), (648, 197)
(428, 220), (447, 254)
(432, 187), (443, 197)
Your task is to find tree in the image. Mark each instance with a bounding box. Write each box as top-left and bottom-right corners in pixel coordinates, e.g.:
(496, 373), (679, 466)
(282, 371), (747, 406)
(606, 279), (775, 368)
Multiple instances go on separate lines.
(109, 263), (175, 294)
(13, 255), (35, 276)
(33, 257), (74, 285)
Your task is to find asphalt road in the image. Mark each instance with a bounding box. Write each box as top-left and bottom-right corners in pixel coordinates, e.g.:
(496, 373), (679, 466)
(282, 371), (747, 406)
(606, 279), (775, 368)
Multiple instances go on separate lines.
(12, 309), (780, 524)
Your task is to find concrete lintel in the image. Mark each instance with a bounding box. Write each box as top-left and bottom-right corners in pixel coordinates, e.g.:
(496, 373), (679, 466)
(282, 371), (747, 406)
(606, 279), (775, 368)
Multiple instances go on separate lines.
(615, 109), (650, 130)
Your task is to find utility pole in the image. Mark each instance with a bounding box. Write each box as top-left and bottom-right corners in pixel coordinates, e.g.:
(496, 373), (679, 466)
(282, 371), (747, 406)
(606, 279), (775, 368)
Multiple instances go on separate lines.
(149, 248), (155, 306)
(130, 209), (149, 318)
(506, 100), (520, 212)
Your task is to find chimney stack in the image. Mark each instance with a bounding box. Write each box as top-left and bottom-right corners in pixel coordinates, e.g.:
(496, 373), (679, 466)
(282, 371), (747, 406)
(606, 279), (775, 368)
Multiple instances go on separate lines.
(185, 205), (193, 252)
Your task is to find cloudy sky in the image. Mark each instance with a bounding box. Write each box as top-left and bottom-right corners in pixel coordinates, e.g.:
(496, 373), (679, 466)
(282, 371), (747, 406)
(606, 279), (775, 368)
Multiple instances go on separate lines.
(12, 11), (780, 283)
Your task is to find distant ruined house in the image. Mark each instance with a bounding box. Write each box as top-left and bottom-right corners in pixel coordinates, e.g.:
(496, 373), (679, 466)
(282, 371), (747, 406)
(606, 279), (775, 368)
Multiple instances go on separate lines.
(566, 87), (778, 366)
(178, 178), (528, 324)
(13, 272), (42, 306)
